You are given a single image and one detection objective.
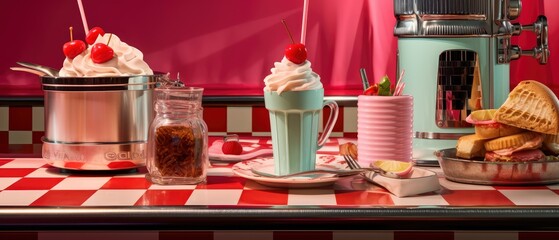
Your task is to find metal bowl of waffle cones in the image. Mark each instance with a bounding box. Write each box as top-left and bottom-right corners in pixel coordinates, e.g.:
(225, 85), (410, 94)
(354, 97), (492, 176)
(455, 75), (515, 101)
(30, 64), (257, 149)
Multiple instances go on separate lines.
(435, 148), (559, 185)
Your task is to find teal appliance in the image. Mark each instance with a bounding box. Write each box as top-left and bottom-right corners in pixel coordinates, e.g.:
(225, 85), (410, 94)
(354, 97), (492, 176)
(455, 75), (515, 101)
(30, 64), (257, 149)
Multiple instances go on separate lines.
(393, 0), (550, 165)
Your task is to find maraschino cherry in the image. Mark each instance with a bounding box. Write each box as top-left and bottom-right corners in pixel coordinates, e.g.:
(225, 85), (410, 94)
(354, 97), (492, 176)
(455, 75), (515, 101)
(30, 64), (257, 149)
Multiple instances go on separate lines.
(62, 26), (86, 59)
(91, 34), (114, 64)
(86, 27), (105, 45)
(222, 141), (243, 155)
(221, 134), (244, 155)
(281, 19), (307, 64)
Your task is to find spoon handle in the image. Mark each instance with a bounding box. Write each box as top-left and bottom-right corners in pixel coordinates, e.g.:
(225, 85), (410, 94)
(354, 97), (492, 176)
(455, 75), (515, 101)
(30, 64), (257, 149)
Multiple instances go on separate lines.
(10, 67), (46, 77)
(16, 62), (59, 77)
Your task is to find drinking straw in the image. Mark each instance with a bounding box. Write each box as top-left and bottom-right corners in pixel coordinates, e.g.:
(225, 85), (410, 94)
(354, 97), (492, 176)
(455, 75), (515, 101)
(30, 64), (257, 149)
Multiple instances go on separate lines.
(359, 68), (370, 90)
(77, 0), (89, 34)
(395, 69), (405, 88)
(300, 0), (309, 44)
(394, 82), (406, 96)
(394, 69), (406, 96)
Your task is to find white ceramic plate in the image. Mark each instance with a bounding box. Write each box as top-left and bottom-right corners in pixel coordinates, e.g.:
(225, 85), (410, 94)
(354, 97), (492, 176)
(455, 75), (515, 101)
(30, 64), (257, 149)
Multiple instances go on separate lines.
(232, 154), (347, 188)
(209, 140), (273, 162)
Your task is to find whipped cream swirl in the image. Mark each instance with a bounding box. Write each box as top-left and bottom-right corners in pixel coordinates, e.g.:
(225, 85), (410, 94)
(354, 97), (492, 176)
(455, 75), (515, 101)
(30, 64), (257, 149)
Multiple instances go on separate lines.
(59, 34), (153, 77)
(263, 57), (322, 94)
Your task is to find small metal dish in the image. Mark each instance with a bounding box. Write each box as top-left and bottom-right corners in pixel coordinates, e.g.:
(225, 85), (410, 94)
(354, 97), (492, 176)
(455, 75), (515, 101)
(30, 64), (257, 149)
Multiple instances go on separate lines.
(435, 148), (559, 185)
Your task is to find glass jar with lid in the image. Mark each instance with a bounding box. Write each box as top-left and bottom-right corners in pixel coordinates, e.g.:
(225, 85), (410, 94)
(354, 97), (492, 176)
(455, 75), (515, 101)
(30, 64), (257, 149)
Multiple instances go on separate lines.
(146, 87), (208, 185)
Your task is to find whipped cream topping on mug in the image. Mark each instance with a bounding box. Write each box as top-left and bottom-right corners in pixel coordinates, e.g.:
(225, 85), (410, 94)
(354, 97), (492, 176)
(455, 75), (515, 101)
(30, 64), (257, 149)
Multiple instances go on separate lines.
(59, 34), (153, 77)
(263, 57), (322, 94)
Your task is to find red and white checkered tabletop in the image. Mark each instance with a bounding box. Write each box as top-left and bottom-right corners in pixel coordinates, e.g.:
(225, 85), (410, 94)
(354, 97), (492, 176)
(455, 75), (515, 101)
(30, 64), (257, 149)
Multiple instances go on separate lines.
(2, 138), (559, 207)
(3, 138), (559, 239)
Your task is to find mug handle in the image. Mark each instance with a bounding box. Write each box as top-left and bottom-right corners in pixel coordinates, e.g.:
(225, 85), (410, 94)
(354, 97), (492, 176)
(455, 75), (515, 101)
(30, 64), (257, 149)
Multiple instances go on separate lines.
(317, 100), (339, 148)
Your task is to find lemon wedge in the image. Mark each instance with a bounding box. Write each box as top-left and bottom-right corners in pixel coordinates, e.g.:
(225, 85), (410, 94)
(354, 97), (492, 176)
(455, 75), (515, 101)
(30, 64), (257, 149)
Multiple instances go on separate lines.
(372, 160), (413, 177)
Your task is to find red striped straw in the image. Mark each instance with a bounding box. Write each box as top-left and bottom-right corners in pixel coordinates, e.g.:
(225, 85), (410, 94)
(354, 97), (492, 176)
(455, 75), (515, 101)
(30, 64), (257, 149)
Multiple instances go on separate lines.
(394, 69), (406, 96)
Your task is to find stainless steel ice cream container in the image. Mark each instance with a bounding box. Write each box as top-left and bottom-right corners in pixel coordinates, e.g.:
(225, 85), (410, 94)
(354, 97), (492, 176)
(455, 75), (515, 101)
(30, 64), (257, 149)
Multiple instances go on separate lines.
(41, 75), (160, 170)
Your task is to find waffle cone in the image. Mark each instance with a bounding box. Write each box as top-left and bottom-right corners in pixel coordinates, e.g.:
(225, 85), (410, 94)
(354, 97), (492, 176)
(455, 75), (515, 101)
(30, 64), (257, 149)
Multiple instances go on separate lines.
(484, 132), (539, 152)
(494, 80), (559, 135)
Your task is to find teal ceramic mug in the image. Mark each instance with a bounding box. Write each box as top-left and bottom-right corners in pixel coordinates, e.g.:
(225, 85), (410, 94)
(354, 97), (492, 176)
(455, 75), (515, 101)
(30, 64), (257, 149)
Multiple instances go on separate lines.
(264, 88), (339, 175)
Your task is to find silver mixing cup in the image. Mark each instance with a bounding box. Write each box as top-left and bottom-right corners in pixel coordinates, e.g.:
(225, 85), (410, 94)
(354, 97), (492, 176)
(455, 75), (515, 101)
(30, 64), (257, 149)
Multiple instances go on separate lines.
(40, 75), (160, 170)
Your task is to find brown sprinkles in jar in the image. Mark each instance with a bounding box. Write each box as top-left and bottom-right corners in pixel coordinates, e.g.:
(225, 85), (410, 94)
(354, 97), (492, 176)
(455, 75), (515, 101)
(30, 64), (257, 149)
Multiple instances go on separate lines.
(154, 125), (203, 178)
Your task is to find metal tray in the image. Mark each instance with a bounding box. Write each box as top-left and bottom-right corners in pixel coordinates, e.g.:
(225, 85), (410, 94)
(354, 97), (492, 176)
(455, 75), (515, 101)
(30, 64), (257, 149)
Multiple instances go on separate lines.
(435, 148), (559, 185)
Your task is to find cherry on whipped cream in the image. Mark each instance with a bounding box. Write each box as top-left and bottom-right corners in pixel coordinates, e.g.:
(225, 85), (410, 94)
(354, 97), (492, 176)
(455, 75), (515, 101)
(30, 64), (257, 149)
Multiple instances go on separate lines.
(285, 43), (307, 64)
(86, 27), (105, 45)
(91, 43), (114, 63)
(91, 33), (114, 63)
(281, 19), (308, 64)
(63, 40), (86, 59)
(63, 26), (86, 59)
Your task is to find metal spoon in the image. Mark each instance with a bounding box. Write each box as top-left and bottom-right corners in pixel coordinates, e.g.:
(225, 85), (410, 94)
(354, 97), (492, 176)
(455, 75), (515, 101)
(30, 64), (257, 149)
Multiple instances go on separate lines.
(15, 62), (59, 77)
(10, 67), (48, 77)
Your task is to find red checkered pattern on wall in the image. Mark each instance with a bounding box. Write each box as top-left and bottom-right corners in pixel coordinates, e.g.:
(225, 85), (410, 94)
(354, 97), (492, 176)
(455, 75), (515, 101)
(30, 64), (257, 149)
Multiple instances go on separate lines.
(0, 104), (357, 146)
(0, 106), (44, 145)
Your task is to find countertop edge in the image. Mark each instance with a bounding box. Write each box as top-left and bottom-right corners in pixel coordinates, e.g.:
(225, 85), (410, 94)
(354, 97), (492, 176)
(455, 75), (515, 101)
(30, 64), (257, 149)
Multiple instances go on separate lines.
(2, 206), (559, 231)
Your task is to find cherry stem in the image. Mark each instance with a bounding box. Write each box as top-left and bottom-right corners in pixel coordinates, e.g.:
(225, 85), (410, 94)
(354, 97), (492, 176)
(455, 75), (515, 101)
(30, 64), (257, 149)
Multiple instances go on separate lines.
(281, 19), (295, 44)
(69, 26), (74, 42)
(107, 34), (113, 45)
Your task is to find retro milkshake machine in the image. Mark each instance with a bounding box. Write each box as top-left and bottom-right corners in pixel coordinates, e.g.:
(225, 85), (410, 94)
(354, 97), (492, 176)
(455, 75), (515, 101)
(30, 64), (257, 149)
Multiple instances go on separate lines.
(394, 0), (550, 164)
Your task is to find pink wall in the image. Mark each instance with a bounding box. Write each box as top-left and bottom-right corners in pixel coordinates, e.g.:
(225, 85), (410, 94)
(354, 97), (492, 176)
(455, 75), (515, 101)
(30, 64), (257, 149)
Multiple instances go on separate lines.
(0, 0), (556, 97)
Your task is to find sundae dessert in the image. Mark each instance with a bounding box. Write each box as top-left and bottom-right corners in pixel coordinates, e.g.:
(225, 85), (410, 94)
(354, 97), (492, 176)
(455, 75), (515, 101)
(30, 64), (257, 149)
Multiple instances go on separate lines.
(263, 20), (338, 175)
(40, 26), (156, 171)
(59, 27), (153, 77)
